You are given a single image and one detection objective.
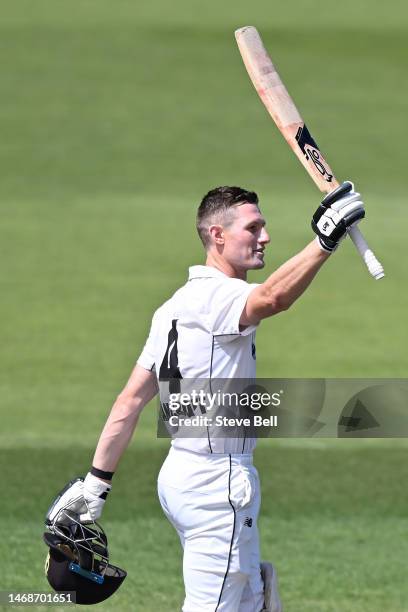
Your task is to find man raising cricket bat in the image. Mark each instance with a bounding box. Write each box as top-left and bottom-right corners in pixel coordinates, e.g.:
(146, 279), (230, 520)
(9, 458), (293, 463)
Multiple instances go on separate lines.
(49, 179), (365, 610)
(234, 26), (383, 280)
(45, 30), (370, 612)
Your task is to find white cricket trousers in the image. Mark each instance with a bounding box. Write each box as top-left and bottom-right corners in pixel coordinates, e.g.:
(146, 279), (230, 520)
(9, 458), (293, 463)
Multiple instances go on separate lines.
(157, 447), (265, 612)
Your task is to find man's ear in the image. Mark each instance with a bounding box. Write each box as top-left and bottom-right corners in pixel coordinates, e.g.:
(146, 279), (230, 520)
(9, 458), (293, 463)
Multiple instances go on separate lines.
(208, 224), (225, 245)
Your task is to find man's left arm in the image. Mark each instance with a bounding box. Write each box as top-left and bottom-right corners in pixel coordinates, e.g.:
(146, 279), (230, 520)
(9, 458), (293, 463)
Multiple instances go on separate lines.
(78, 364), (158, 522)
(91, 364), (158, 474)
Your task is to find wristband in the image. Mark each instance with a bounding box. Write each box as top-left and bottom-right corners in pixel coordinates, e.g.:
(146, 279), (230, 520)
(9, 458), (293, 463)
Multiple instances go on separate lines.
(91, 466), (115, 480)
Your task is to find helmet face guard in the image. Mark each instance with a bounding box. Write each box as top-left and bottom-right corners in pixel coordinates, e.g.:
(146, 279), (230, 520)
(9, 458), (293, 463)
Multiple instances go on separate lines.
(44, 478), (126, 605)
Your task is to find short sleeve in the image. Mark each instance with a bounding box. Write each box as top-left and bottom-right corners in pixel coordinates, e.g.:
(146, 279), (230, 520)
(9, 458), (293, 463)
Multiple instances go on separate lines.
(137, 313), (158, 371)
(203, 278), (259, 336)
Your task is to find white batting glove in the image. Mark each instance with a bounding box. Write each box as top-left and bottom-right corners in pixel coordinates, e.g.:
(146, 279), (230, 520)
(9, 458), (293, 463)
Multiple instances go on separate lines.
(46, 478), (85, 525)
(312, 181), (365, 252)
(79, 472), (112, 523)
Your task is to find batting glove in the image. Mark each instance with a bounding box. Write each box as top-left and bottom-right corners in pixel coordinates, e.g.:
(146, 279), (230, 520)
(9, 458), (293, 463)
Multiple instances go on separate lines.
(79, 472), (112, 523)
(46, 478), (86, 525)
(312, 181), (365, 252)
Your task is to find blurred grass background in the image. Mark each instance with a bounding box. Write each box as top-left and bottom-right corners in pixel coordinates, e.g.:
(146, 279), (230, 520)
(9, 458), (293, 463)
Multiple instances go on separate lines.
(1, 0), (407, 610)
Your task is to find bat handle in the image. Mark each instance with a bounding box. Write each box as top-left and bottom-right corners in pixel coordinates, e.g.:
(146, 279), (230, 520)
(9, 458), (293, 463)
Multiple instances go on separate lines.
(348, 226), (384, 280)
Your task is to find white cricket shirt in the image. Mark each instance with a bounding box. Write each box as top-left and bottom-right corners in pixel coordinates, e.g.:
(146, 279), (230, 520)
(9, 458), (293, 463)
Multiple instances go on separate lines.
(137, 265), (260, 454)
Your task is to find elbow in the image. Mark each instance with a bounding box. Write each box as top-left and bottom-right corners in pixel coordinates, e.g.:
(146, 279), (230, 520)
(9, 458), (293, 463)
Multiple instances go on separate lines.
(264, 289), (292, 314)
(114, 391), (138, 413)
(115, 391), (129, 406)
(115, 389), (147, 418)
(274, 296), (291, 314)
(245, 284), (292, 323)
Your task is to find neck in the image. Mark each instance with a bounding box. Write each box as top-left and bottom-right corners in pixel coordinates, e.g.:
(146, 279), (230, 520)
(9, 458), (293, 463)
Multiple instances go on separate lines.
(205, 252), (247, 281)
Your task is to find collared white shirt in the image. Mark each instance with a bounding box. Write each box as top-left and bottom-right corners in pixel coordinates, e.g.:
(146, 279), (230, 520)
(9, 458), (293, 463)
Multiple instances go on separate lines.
(138, 265), (260, 453)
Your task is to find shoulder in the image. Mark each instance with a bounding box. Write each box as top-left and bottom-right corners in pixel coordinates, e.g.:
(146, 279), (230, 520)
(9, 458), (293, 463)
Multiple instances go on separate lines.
(149, 283), (189, 324)
(200, 275), (258, 301)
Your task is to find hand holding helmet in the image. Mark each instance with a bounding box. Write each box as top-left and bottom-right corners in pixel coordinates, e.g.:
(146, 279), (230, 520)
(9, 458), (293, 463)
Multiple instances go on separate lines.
(44, 477), (126, 605)
(80, 472), (111, 523)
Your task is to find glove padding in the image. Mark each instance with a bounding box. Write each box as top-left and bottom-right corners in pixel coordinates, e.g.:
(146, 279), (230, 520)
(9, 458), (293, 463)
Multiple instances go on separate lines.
(46, 478), (86, 525)
(312, 181), (365, 252)
(79, 472), (112, 523)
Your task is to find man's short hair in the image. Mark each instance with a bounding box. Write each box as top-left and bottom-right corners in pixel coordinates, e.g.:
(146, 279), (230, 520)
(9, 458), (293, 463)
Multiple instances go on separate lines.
(196, 186), (259, 248)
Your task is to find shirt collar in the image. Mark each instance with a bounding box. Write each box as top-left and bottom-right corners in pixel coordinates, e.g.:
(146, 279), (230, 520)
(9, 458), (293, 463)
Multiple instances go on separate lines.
(188, 265), (230, 280)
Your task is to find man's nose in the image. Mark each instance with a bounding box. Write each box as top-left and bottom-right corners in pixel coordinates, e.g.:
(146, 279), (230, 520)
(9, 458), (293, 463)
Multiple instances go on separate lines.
(259, 228), (270, 244)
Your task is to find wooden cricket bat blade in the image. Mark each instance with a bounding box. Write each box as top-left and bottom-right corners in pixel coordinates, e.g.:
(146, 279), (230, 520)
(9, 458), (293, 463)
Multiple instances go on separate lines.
(235, 26), (384, 280)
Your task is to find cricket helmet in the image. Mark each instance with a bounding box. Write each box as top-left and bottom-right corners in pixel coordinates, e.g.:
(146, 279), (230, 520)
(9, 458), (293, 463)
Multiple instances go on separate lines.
(43, 478), (126, 605)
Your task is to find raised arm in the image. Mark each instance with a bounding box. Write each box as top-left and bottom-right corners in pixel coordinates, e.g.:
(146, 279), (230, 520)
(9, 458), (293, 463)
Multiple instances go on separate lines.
(241, 239), (328, 325)
(241, 181), (365, 326)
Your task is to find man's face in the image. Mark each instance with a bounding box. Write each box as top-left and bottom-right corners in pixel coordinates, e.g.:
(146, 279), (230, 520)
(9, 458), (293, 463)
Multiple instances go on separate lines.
(218, 203), (270, 271)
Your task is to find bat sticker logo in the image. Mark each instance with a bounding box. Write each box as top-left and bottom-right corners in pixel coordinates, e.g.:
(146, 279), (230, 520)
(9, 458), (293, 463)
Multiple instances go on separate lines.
(295, 125), (333, 183)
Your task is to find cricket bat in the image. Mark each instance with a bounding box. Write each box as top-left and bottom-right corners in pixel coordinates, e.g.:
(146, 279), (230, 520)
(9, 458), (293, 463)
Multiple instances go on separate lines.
(235, 26), (384, 280)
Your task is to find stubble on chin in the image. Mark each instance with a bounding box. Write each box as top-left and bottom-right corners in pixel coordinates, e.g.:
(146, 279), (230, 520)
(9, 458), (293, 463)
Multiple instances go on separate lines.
(246, 257), (265, 271)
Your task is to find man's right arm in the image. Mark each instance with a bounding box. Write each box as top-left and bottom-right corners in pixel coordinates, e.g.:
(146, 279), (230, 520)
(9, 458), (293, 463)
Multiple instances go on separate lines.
(241, 239), (329, 325)
(241, 181), (365, 326)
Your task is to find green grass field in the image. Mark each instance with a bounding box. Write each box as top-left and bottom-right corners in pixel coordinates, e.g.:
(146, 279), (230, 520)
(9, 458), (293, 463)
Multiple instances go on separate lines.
(1, 1), (407, 610)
